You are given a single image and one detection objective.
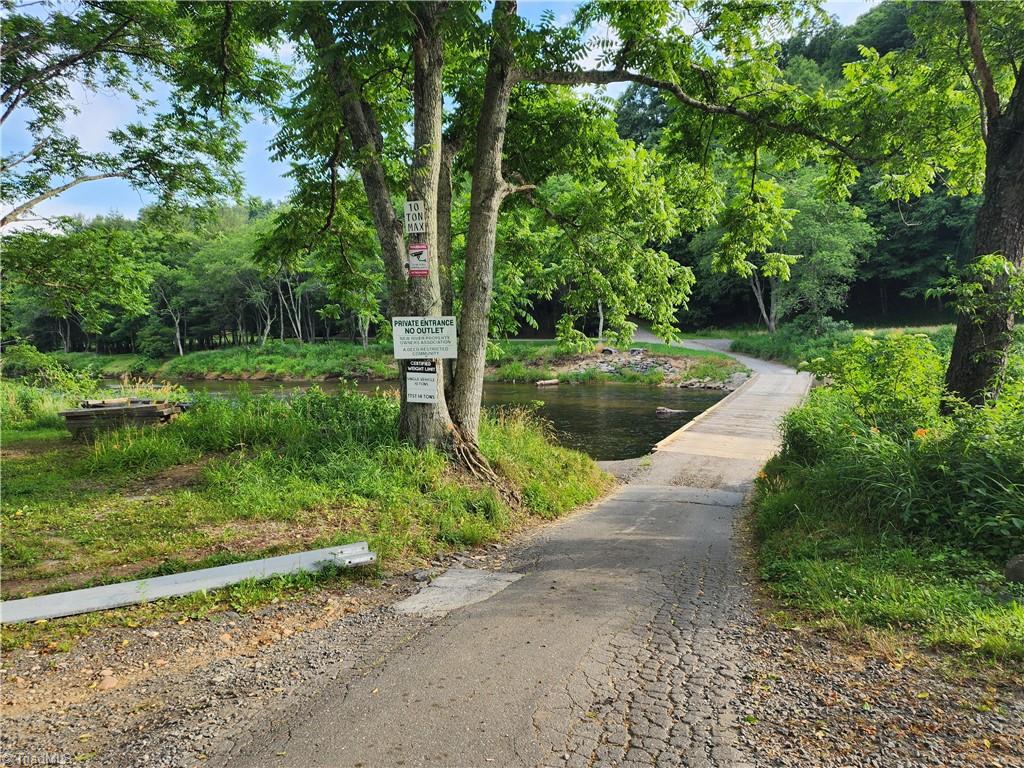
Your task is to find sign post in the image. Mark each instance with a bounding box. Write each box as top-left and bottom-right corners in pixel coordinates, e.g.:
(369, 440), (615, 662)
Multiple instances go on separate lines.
(391, 316), (457, 405)
(392, 316), (458, 359)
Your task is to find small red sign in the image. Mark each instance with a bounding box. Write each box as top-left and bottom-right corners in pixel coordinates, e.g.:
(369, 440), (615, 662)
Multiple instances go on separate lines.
(408, 243), (429, 278)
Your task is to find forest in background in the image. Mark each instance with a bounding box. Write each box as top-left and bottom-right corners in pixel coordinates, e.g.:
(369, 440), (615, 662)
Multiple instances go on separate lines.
(1, 3), (973, 357)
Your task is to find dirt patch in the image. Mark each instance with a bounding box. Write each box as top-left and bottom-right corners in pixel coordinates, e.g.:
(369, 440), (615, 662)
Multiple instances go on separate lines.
(122, 460), (211, 498)
(736, 622), (1024, 767)
(0, 438), (79, 459)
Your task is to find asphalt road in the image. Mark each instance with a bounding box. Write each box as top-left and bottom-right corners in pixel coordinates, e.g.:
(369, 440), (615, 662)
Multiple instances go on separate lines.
(227, 336), (810, 768)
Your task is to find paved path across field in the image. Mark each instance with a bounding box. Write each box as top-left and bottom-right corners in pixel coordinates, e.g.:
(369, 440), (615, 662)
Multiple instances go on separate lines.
(233, 342), (811, 768)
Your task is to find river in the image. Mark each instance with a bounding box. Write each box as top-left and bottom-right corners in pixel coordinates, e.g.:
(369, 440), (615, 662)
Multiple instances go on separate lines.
(170, 378), (724, 461)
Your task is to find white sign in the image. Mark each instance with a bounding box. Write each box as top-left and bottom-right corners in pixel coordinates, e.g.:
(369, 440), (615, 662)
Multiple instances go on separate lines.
(408, 243), (429, 278)
(406, 360), (438, 403)
(404, 200), (426, 234)
(392, 316), (458, 359)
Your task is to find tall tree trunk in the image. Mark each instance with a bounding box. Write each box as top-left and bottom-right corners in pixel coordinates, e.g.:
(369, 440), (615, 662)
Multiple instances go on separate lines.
(750, 273), (775, 333)
(396, 2), (454, 447)
(306, 4), (452, 448)
(945, 88), (1024, 403)
(947, 4), (1024, 404)
(438, 140), (457, 397)
(597, 298), (604, 342)
(58, 317), (70, 353)
(450, 1), (519, 439)
(173, 315), (184, 357)
(358, 315), (369, 350)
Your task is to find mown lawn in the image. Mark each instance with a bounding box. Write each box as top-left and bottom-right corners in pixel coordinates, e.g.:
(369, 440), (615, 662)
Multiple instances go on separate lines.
(54, 340), (397, 380)
(0, 388), (611, 649)
(729, 324), (961, 368)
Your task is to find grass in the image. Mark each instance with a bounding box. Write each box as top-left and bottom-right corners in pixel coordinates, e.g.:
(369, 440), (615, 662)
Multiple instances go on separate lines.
(753, 477), (1024, 661)
(0, 387), (611, 649)
(52, 351), (161, 377)
(52, 336), (744, 386)
(729, 324), (959, 368)
(750, 333), (1024, 663)
(53, 340), (397, 381)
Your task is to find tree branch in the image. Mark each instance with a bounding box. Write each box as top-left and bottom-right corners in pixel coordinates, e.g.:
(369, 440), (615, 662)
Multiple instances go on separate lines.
(1, 172), (121, 228)
(319, 127), (344, 234)
(0, 139), (46, 173)
(961, 2), (1001, 131)
(218, 1), (234, 115)
(1, 17), (133, 125)
(521, 67), (872, 164)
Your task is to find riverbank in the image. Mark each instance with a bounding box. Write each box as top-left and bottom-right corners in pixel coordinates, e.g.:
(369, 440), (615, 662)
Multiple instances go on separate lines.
(1, 389), (611, 650)
(51, 338), (748, 389)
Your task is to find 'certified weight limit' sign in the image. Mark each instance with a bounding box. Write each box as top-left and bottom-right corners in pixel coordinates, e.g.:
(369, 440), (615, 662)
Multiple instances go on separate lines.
(406, 359), (438, 403)
(392, 316), (457, 359)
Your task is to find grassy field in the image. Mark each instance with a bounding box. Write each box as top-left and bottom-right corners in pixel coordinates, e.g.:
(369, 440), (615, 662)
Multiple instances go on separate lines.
(729, 324), (960, 368)
(750, 332), (1024, 663)
(1, 387), (610, 650)
(52, 337), (746, 385)
(53, 341), (396, 381)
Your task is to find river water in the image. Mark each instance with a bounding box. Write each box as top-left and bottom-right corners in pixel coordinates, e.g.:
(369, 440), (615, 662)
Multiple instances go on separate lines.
(172, 378), (724, 461)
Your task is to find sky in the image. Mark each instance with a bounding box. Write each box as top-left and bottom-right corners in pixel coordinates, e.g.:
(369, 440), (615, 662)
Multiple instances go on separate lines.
(3, 1), (876, 223)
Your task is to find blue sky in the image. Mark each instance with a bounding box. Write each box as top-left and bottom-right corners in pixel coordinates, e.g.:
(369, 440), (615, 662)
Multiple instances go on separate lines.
(4, 1), (875, 222)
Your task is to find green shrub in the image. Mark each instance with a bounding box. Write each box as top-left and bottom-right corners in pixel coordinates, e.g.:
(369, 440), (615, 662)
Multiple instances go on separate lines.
(778, 392), (1023, 559)
(2, 344), (98, 395)
(0, 381), (71, 430)
(801, 334), (944, 437)
(751, 330), (1024, 659)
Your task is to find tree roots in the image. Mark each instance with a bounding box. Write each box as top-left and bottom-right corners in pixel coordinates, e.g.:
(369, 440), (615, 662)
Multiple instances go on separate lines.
(447, 425), (522, 507)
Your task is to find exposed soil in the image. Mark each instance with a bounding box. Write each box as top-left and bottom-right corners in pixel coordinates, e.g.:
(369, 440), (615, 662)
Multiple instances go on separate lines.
(121, 460), (211, 498)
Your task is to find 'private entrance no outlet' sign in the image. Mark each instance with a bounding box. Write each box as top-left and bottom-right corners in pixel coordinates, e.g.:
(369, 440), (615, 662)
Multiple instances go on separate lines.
(391, 316), (458, 359)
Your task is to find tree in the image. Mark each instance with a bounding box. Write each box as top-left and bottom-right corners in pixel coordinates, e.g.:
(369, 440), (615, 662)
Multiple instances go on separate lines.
(178, 1), (855, 457)
(1, 222), (150, 349)
(768, 169), (876, 331)
(0, 0), (285, 228)
(916, 2), (1024, 403)
(538, 1), (1022, 403)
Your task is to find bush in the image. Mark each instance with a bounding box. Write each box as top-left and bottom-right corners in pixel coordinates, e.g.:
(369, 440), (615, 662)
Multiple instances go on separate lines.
(0, 381), (71, 430)
(753, 336), (1024, 659)
(775, 338), (1024, 559)
(801, 333), (944, 438)
(1, 343), (97, 395)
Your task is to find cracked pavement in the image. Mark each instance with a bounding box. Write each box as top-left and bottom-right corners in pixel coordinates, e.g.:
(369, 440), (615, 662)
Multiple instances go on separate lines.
(229, 364), (812, 768)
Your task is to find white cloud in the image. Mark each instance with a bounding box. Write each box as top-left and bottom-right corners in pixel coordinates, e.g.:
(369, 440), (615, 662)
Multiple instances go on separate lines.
(64, 81), (148, 154)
